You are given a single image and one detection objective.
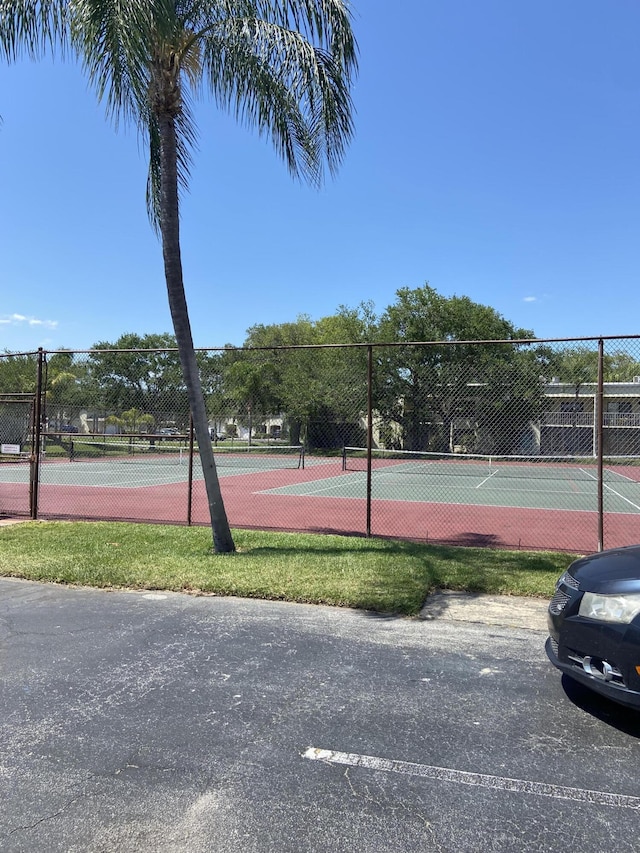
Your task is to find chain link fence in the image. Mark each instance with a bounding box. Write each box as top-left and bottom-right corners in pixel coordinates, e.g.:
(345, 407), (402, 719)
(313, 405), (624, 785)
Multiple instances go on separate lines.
(2, 337), (640, 552)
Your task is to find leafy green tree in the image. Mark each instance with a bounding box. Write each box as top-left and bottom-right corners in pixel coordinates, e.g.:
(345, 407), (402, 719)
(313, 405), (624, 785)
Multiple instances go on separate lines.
(237, 305), (373, 448)
(551, 347), (597, 385)
(196, 347), (228, 432)
(223, 317), (315, 444)
(550, 346), (640, 385)
(44, 350), (89, 431)
(223, 359), (281, 441)
(0, 351), (38, 393)
(1, 0), (357, 552)
(0, 350), (89, 441)
(0, 352), (38, 445)
(305, 304), (374, 447)
(603, 350), (640, 382)
(87, 333), (188, 430)
(375, 285), (550, 454)
(120, 407), (156, 433)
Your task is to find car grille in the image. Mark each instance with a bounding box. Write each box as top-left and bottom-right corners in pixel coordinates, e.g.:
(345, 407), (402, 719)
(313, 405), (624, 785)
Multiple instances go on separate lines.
(562, 572), (580, 590)
(549, 637), (559, 656)
(549, 589), (571, 615)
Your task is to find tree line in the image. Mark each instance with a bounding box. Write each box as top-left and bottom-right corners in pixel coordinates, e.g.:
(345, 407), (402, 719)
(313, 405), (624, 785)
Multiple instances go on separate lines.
(3, 285), (638, 457)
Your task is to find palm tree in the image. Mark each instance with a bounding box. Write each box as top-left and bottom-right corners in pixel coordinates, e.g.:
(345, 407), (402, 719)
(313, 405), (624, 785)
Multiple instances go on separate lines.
(1, 0), (358, 552)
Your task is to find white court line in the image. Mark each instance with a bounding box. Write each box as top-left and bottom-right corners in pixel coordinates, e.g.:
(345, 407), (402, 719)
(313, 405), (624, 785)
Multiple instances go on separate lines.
(601, 484), (640, 512)
(601, 468), (635, 482)
(258, 486), (640, 513)
(476, 469), (499, 488)
(267, 474), (366, 497)
(303, 747), (640, 810)
(258, 469), (640, 514)
(579, 468), (640, 512)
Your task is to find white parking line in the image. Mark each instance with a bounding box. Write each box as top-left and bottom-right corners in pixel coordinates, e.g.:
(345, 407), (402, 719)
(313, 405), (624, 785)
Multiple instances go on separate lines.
(303, 747), (640, 810)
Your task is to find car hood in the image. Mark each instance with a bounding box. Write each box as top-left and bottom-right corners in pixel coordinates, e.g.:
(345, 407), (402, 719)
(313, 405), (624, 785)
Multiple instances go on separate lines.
(570, 545), (640, 594)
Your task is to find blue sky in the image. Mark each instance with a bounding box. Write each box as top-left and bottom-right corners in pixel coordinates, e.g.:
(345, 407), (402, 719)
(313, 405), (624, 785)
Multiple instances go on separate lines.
(1, 0), (639, 353)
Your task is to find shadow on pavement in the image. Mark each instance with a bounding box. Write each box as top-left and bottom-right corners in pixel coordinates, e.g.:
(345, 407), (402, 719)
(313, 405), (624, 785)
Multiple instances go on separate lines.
(561, 674), (640, 738)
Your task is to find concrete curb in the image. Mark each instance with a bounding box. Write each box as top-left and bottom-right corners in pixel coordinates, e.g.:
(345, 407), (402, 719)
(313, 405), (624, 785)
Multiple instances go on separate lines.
(420, 589), (549, 632)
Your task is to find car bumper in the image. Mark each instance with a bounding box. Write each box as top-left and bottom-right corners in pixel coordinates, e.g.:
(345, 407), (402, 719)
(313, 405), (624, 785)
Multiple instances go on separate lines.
(546, 582), (640, 708)
(545, 635), (640, 708)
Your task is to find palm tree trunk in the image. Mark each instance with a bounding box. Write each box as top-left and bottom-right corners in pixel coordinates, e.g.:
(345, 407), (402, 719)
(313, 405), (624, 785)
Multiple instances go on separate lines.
(157, 112), (235, 553)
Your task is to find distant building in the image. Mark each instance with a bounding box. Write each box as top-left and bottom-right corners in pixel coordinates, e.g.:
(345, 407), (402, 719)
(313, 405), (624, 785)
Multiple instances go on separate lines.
(541, 379), (640, 456)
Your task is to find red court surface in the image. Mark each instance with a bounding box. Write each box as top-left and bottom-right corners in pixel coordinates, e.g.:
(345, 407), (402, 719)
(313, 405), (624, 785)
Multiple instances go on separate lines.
(2, 461), (638, 553)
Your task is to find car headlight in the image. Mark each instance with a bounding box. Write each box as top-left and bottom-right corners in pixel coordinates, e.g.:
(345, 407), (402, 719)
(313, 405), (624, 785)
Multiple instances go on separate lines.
(579, 591), (640, 624)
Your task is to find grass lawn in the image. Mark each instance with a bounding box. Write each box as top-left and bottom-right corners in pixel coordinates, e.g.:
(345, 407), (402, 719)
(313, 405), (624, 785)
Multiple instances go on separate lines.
(0, 521), (574, 616)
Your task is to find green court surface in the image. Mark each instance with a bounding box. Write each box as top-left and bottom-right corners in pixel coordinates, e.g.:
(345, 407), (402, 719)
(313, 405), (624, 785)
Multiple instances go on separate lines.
(260, 462), (640, 514)
(0, 453), (326, 489)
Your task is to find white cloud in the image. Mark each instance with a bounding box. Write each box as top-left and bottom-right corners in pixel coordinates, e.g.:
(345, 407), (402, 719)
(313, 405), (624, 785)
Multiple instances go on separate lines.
(1, 313), (58, 329)
(523, 296), (537, 303)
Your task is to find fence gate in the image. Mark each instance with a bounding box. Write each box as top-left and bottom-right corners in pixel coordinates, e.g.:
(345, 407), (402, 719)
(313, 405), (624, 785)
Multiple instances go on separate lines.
(0, 392), (38, 518)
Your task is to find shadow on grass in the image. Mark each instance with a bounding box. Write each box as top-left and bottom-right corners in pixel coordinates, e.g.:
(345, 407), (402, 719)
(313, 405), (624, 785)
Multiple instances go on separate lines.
(303, 528), (506, 549)
(236, 535), (571, 607)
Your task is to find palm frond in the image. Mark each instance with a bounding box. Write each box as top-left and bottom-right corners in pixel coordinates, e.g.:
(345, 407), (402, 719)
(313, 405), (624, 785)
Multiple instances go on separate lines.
(0, 0), (67, 60)
(14, 0), (357, 223)
(198, 14), (355, 184)
(69, 0), (156, 128)
(253, 0), (358, 66)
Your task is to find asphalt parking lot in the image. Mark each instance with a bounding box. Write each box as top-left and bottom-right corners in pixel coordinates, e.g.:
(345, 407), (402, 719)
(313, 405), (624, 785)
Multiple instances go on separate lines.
(1, 577), (639, 852)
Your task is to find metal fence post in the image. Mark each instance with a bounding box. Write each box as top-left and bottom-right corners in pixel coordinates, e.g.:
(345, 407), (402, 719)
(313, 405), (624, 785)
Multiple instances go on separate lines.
(597, 339), (604, 551)
(30, 348), (44, 519)
(187, 413), (194, 525)
(366, 346), (373, 537)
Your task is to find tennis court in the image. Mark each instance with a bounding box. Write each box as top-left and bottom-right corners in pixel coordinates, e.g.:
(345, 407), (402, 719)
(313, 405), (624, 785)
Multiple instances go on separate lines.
(3, 444), (640, 552)
(253, 449), (640, 552)
(5, 441), (310, 488)
(262, 450), (640, 514)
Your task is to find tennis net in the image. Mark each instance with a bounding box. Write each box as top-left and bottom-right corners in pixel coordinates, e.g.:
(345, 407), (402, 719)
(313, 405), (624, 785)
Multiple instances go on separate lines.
(68, 439), (187, 465)
(342, 447), (640, 482)
(212, 444), (305, 469)
(65, 439), (305, 469)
